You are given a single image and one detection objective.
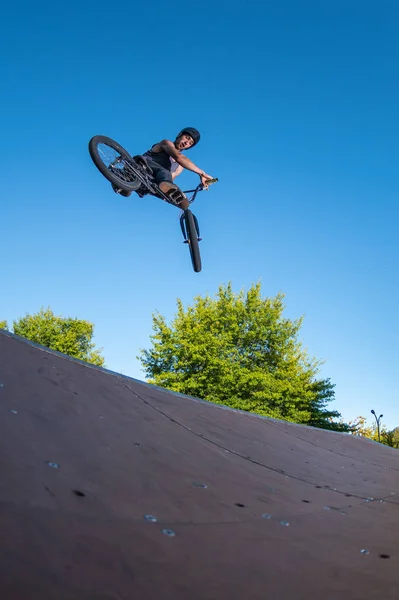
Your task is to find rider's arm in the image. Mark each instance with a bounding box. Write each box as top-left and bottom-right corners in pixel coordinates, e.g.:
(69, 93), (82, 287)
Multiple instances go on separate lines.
(158, 140), (210, 178)
(172, 164), (184, 179)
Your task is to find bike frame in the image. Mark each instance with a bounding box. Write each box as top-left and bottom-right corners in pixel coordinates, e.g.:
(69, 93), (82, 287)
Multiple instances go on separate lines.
(109, 155), (205, 208)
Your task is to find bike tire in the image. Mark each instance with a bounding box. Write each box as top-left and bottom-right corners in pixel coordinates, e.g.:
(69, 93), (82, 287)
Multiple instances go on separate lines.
(183, 210), (202, 273)
(88, 135), (142, 191)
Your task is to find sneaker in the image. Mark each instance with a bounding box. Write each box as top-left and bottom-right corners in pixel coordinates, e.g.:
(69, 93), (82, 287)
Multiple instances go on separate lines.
(159, 181), (186, 205)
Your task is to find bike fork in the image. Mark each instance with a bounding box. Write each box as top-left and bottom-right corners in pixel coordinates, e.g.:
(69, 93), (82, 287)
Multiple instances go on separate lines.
(180, 211), (202, 242)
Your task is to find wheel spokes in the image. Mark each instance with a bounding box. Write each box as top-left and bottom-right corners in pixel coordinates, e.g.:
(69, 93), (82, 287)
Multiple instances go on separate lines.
(97, 143), (138, 183)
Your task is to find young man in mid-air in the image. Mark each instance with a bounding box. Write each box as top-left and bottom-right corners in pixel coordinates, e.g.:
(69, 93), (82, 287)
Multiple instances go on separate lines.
(115, 127), (215, 209)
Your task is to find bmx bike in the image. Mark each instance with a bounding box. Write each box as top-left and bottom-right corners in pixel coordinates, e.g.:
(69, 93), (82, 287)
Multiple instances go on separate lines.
(88, 135), (217, 273)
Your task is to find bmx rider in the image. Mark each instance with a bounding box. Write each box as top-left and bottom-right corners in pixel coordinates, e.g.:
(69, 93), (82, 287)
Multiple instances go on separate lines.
(114, 127), (215, 209)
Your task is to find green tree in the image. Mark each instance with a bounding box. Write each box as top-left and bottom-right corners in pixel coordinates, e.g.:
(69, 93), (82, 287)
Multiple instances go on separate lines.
(307, 379), (354, 432)
(381, 427), (399, 449)
(139, 282), (348, 430)
(0, 320), (8, 330)
(11, 307), (104, 366)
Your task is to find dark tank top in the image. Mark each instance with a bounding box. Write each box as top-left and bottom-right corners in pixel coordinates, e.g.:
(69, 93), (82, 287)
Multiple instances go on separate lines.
(144, 145), (172, 170)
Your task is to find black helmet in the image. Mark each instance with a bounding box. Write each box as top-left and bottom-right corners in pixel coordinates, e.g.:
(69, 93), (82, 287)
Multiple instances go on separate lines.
(176, 127), (200, 147)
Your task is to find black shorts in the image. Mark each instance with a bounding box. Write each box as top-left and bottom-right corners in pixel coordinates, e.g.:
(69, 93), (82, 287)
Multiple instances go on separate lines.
(143, 156), (173, 185)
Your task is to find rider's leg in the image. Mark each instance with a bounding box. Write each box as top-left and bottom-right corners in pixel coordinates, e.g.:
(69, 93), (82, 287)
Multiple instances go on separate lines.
(154, 168), (189, 210)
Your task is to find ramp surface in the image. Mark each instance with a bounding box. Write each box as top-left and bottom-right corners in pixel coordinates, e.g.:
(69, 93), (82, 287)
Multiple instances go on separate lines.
(0, 330), (398, 599)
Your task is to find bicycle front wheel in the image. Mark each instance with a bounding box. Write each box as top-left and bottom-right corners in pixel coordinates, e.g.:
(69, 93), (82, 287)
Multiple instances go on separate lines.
(88, 135), (142, 191)
(183, 210), (202, 273)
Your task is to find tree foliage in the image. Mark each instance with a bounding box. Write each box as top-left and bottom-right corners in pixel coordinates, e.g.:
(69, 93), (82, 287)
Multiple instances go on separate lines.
(381, 427), (399, 448)
(349, 416), (399, 449)
(0, 320), (8, 330)
(10, 307), (104, 366)
(349, 415), (378, 440)
(139, 282), (348, 430)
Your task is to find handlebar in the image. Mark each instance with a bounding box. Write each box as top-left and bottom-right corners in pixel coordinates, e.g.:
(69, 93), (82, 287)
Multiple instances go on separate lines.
(183, 177), (218, 201)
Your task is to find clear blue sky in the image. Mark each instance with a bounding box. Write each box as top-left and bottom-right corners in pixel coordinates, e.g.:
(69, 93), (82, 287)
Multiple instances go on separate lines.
(1, 1), (398, 429)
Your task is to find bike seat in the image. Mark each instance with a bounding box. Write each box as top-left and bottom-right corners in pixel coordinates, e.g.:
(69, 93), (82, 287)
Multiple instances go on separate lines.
(133, 155), (153, 175)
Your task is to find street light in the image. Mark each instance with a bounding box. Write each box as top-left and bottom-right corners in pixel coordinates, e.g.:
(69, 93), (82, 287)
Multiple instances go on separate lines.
(371, 409), (383, 443)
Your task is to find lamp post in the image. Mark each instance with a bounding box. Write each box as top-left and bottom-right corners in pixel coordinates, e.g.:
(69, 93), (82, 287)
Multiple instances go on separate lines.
(371, 410), (383, 443)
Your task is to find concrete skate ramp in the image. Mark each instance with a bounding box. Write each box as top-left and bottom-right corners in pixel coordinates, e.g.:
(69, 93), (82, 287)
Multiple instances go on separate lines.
(0, 330), (398, 600)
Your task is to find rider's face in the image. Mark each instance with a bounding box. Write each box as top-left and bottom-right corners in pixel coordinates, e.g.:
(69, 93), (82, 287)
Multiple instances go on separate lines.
(175, 134), (194, 150)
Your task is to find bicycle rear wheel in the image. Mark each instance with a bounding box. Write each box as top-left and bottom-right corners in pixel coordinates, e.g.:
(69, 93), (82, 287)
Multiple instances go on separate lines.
(183, 210), (202, 273)
(88, 135), (142, 191)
